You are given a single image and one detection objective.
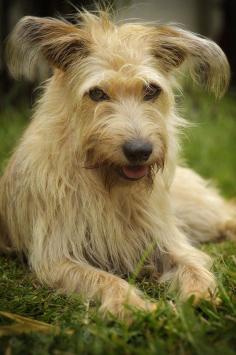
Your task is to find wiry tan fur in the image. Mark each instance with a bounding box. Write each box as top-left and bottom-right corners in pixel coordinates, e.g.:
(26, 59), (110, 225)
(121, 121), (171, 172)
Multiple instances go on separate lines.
(1, 10), (235, 319)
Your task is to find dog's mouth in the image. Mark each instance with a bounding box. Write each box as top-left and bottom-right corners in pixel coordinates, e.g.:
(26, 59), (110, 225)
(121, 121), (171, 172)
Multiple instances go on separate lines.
(119, 165), (149, 181)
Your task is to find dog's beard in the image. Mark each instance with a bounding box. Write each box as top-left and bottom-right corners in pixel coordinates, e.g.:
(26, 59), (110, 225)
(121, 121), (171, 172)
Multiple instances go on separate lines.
(82, 154), (164, 192)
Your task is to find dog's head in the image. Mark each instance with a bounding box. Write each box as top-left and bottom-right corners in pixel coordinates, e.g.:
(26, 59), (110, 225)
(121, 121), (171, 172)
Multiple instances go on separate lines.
(6, 11), (230, 187)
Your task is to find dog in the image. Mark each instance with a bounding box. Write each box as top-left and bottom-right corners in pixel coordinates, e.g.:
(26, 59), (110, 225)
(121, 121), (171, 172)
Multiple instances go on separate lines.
(0, 10), (235, 319)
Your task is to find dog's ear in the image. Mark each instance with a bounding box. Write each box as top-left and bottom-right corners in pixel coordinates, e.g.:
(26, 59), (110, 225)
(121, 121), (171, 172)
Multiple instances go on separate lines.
(6, 16), (89, 80)
(152, 26), (230, 97)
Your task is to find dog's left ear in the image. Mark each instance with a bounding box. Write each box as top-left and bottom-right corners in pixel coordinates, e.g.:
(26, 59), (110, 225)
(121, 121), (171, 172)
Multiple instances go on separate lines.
(152, 26), (230, 97)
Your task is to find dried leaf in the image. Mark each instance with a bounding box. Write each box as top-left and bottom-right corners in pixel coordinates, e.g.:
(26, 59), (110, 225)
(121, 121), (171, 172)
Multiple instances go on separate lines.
(0, 311), (74, 336)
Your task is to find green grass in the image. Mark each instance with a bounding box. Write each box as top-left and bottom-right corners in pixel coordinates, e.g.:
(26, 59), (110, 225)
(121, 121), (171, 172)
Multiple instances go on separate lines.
(0, 91), (236, 354)
(182, 89), (236, 197)
(0, 106), (30, 173)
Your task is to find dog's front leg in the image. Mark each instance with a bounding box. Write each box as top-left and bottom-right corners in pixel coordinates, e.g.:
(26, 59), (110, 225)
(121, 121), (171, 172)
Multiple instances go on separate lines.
(34, 259), (156, 319)
(158, 224), (216, 302)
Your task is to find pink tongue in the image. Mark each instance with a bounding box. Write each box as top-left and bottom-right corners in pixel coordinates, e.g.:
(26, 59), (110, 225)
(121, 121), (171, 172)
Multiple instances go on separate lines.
(122, 166), (148, 179)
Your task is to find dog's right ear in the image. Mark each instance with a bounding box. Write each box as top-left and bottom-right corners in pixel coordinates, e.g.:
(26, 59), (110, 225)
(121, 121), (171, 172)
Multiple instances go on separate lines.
(6, 16), (89, 80)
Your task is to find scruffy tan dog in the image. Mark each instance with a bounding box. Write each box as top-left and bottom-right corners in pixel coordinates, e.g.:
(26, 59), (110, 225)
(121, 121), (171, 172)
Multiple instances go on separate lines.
(0, 11), (235, 319)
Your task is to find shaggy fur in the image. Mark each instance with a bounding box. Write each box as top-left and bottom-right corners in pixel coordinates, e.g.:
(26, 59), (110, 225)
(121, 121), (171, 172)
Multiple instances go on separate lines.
(1, 11), (235, 319)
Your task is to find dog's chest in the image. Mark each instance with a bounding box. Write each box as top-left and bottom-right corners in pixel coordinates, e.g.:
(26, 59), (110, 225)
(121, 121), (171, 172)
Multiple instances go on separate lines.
(81, 190), (158, 274)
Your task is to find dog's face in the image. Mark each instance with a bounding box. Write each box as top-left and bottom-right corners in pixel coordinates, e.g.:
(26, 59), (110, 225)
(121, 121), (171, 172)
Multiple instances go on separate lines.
(7, 11), (230, 186)
(77, 34), (172, 183)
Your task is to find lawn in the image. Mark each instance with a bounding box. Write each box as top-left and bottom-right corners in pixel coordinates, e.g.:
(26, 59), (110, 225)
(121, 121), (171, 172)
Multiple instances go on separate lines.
(0, 90), (236, 354)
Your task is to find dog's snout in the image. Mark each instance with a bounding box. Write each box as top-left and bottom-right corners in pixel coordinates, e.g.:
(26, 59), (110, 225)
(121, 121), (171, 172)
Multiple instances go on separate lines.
(123, 140), (153, 162)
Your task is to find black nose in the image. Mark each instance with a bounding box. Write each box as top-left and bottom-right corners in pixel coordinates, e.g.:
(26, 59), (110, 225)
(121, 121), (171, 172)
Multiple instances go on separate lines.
(123, 140), (153, 163)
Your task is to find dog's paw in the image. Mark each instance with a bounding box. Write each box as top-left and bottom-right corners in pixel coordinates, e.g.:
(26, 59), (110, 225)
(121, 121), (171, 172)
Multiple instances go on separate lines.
(177, 266), (218, 305)
(221, 219), (236, 241)
(99, 291), (157, 321)
(182, 289), (220, 306)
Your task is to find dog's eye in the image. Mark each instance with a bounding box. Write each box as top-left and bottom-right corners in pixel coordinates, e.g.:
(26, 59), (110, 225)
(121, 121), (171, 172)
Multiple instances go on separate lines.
(89, 87), (109, 102)
(143, 83), (162, 101)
